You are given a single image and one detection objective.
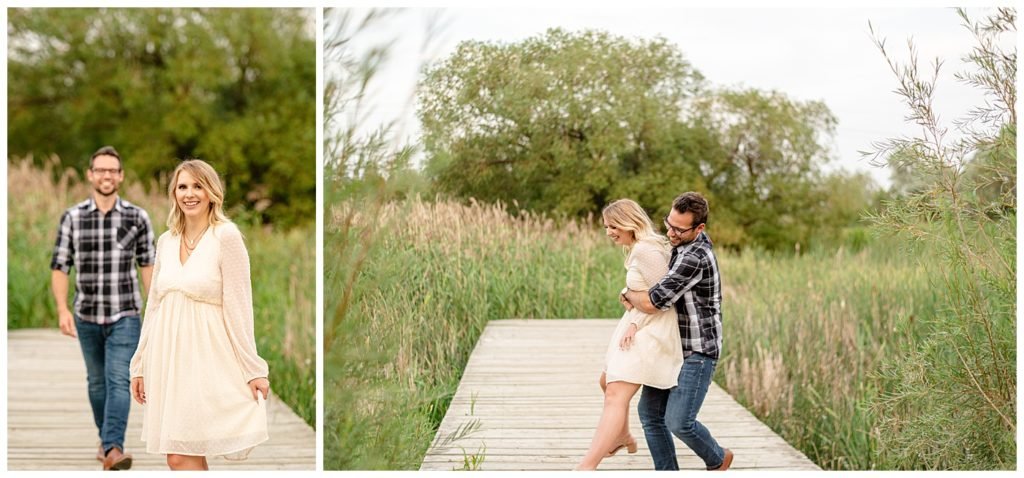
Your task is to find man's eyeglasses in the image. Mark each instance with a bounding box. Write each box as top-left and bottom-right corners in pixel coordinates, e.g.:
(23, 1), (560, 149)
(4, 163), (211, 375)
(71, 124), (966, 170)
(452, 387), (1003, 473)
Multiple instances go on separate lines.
(663, 215), (698, 236)
(91, 168), (122, 176)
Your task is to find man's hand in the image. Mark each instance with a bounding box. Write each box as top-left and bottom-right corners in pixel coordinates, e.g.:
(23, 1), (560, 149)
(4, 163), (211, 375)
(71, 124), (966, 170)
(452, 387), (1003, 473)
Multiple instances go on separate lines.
(58, 308), (76, 338)
(52, 270), (76, 337)
(619, 289), (634, 311)
(624, 289), (658, 314)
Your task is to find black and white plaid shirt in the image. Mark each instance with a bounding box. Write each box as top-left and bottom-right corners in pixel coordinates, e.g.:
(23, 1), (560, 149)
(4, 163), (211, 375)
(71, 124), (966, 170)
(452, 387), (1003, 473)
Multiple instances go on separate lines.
(647, 231), (723, 359)
(50, 197), (156, 324)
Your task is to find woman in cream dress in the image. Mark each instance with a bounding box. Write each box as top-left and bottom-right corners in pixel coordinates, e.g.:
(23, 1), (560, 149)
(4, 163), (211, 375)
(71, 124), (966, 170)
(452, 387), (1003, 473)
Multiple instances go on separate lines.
(576, 199), (684, 471)
(129, 160), (270, 471)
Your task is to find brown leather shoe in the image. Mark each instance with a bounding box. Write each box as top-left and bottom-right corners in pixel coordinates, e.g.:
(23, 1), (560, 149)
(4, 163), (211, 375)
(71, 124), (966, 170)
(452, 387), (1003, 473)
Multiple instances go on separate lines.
(102, 447), (133, 471)
(708, 448), (733, 471)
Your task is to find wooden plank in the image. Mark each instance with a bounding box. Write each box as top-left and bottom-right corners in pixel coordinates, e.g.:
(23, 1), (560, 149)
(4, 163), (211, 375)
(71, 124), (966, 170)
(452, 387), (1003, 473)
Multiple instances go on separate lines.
(422, 437), (816, 452)
(7, 328), (315, 471)
(421, 319), (820, 471)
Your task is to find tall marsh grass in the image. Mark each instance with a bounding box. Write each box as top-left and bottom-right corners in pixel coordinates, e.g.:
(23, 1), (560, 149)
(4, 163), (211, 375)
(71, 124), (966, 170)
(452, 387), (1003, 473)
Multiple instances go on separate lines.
(324, 197), (625, 469)
(7, 158), (315, 425)
(720, 244), (936, 469)
(326, 195), (1011, 470)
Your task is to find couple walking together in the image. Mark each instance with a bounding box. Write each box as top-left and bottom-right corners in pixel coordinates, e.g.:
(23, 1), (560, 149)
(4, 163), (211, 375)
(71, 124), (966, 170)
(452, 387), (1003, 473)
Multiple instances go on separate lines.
(50, 146), (270, 470)
(577, 192), (734, 471)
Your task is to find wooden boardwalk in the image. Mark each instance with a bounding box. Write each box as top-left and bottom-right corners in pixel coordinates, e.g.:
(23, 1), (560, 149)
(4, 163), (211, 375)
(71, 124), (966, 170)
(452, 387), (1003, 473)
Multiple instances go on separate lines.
(421, 319), (820, 471)
(7, 328), (315, 470)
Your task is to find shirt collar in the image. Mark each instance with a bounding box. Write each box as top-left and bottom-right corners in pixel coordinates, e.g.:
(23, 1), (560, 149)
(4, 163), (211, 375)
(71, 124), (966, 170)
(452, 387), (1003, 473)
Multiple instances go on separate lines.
(673, 231), (711, 254)
(83, 196), (124, 214)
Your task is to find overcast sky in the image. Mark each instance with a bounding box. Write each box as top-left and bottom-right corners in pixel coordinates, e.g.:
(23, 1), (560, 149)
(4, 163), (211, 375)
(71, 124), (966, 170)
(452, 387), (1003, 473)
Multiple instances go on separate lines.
(334, 7), (1013, 188)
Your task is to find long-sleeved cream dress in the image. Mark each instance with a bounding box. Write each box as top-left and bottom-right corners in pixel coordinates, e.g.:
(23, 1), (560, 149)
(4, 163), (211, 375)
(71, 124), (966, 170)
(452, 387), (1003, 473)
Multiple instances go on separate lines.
(130, 222), (269, 458)
(605, 237), (684, 389)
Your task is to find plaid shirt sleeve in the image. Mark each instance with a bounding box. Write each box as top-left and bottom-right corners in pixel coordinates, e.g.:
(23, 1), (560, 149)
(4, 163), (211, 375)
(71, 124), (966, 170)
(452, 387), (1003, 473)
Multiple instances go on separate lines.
(134, 210), (156, 267)
(648, 251), (704, 311)
(50, 211), (74, 273)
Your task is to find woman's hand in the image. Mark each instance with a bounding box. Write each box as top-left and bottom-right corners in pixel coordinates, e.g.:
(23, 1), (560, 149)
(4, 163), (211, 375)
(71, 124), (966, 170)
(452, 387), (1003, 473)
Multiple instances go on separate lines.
(248, 377), (270, 402)
(131, 377), (146, 405)
(619, 323), (638, 350)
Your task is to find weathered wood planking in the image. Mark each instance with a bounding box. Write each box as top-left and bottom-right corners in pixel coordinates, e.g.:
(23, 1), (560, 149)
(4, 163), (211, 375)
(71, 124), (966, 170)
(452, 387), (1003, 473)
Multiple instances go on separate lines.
(7, 328), (315, 470)
(421, 319), (820, 471)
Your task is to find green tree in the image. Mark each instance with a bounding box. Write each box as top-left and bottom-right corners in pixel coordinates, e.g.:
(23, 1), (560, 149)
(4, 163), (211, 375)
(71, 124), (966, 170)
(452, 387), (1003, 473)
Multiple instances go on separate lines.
(419, 28), (705, 217)
(691, 87), (839, 250)
(418, 28), (862, 251)
(813, 170), (880, 250)
(8, 8), (315, 228)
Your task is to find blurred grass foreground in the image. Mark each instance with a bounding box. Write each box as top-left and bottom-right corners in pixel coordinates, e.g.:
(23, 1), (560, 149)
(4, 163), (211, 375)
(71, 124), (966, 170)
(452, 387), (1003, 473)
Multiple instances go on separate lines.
(7, 158), (315, 426)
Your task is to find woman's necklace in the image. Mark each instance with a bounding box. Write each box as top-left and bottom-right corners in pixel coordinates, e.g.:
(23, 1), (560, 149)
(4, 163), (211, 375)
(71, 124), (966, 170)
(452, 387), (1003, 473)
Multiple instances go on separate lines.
(184, 224), (210, 251)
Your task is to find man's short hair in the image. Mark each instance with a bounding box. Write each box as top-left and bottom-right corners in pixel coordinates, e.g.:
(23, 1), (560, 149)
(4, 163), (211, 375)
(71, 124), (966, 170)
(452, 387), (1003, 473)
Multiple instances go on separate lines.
(672, 192), (709, 226)
(89, 146), (122, 169)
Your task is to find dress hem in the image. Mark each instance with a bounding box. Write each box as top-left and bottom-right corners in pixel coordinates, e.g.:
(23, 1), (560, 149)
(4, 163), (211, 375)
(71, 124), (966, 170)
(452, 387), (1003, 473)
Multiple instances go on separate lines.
(142, 433), (269, 458)
(605, 374), (678, 390)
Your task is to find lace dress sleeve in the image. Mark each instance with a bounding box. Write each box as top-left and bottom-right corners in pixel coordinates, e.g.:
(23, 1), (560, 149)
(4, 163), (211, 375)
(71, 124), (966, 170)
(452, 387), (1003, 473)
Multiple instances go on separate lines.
(218, 223), (270, 383)
(625, 240), (670, 329)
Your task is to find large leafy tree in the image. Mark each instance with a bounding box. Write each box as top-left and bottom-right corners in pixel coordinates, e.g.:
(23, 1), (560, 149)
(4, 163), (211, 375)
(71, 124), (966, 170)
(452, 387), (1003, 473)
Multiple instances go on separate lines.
(690, 88), (838, 249)
(418, 28), (855, 250)
(8, 8), (315, 228)
(419, 28), (705, 217)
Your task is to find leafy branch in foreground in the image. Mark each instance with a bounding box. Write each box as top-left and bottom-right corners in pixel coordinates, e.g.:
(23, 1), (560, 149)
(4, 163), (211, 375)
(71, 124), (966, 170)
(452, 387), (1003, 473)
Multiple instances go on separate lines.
(864, 8), (1015, 469)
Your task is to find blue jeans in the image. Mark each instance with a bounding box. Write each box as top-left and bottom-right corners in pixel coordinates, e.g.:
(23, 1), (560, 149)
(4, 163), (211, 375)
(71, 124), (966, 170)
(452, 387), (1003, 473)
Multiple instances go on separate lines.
(75, 316), (140, 454)
(638, 352), (725, 470)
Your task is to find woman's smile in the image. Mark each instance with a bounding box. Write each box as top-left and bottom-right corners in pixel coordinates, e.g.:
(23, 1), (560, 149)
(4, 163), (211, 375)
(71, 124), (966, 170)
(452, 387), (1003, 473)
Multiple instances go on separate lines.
(174, 169), (211, 217)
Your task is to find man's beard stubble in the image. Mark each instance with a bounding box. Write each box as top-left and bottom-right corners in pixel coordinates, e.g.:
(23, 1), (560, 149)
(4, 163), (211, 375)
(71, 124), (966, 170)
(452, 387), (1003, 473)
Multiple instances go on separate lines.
(94, 183), (118, 197)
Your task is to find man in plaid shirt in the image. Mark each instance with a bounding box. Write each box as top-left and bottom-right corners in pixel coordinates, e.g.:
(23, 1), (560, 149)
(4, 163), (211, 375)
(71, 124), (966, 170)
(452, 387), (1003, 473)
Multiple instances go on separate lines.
(622, 192), (733, 471)
(50, 146), (155, 471)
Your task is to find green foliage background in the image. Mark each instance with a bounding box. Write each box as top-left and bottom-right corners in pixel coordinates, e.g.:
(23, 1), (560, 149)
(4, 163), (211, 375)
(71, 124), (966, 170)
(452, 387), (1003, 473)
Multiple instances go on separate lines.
(418, 28), (880, 251)
(8, 8), (316, 228)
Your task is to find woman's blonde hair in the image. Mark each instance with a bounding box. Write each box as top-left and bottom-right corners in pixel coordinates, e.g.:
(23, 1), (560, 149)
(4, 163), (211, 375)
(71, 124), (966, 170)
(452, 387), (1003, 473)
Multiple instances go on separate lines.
(602, 199), (667, 254)
(166, 159), (231, 235)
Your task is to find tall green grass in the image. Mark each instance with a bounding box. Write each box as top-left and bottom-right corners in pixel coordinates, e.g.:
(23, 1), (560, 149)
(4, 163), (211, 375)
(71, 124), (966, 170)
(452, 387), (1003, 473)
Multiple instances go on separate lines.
(325, 196), (1012, 470)
(324, 197), (624, 469)
(719, 243), (936, 469)
(7, 158), (315, 426)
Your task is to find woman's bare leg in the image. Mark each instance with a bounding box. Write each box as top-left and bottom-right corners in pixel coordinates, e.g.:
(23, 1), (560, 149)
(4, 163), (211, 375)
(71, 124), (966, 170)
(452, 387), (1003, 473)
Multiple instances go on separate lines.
(167, 454), (207, 471)
(599, 372), (636, 455)
(577, 380), (642, 470)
